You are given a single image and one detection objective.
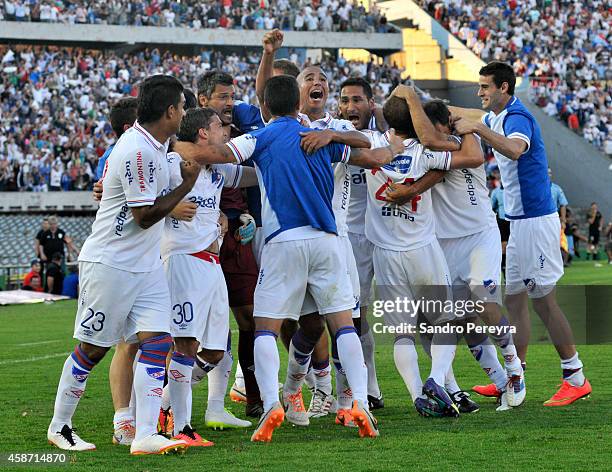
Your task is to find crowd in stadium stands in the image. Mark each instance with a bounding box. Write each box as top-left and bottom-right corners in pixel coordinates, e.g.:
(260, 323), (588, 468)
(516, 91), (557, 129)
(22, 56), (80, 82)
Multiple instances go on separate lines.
(418, 0), (612, 155)
(0, 0), (393, 33)
(0, 45), (404, 191)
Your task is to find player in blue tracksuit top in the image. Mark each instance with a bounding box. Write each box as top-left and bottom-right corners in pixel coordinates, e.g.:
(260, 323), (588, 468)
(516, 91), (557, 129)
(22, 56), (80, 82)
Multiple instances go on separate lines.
(174, 75), (403, 441)
(453, 61), (591, 407)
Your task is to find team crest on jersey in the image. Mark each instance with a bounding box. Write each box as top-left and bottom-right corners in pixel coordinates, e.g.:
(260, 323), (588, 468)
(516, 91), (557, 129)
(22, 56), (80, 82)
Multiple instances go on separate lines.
(71, 366), (89, 383)
(523, 278), (536, 292)
(146, 367), (165, 380)
(483, 279), (497, 295)
(211, 168), (223, 188)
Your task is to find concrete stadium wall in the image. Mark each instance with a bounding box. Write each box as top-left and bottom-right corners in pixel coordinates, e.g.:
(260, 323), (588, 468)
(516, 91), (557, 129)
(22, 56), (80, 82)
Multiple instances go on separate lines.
(517, 91), (612, 219)
(0, 192), (98, 213)
(0, 21), (402, 52)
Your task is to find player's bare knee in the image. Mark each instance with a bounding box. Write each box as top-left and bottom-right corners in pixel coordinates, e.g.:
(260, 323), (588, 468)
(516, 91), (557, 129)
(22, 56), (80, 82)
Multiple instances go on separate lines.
(79, 342), (110, 364)
(174, 337), (199, 358)
(232, 305), (255, 331)
(299, 312), (325, 339)
(198, 348), (224, 365)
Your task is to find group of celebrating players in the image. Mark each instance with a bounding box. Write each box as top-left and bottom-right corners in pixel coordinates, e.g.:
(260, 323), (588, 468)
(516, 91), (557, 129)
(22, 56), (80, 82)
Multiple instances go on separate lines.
(46, 30), (592, 455)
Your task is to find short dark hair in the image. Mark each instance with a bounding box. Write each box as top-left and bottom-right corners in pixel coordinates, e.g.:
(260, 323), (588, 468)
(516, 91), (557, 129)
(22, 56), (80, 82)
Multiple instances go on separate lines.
(184, 88), (198, 110)
(273, 59), (300, 78)
(479, 61), (516, 95)
(340, 77), (373, 99)
(137, 75), (184, 124)
(383, 96), (417, 139)
(264, 75), (300, 116)
(177, 108), (220, 143)
(110, 97), (138, 138)
(197, 71), (233, 99)
(423, 100), (451, 128)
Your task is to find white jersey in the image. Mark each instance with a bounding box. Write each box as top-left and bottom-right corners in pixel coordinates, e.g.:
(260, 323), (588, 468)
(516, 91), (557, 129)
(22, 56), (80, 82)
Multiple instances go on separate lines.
(365, 135), (452, 251)
(161, 151), (243, 259)
(79, 121), (170, 272)
(432, 137), (497, 239)
(300, 112), (360, 237)
(347, 128), (387, 235)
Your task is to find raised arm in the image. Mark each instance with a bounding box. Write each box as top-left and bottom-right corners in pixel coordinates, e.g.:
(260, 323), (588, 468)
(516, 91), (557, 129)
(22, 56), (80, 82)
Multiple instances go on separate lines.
(449, 105), (487, 122)
(454, 116), (527, 161)
(448, 133), (484, 169)
(347, 130), (405, 169)
(173, 141), (239, 165)
(300, 129), (370, 154)
(391, 85), (460, 152)
(131, 160), (200, 229)
(256, 29), (284, 123)
(384, 170), (446, 205)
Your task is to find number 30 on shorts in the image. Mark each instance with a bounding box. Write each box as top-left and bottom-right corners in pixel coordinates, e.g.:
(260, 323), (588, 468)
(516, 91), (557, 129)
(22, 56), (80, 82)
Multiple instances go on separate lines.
(80, 308), (106, 332)
(172, 302), (194, 325)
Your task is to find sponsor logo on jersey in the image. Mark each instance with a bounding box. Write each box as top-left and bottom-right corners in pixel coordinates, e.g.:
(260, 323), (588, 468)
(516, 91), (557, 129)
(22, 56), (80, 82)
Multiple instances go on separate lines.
(523, 278), (536, 292)
(539, 254), (545, 269)
(381, 206), (415, 221)
(147, 160), (155, 183)
(461, 169), (478, 205)
(125, 160), (133, 185)
(387, 155), (413, 173)
(189, 195), (217, 209)
(483, 279), (497, 295)
(136, 151), (146, 191)
(257, 269), (264, 285)
(71, 366), (90, 383)
(352, 168), (366, 185)
(340, 167), (350, 210)
(145, 367), (165, 380)
(114, 204), (129, 237)
(148, 387), (164, 397)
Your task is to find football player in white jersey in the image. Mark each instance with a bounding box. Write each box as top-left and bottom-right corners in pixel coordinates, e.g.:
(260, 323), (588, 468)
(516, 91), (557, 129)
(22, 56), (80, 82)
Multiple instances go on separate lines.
(452, 62), (590, 406)
(386, 86), (525, 410)
(364, 93), (484, 417)
(338, 77), (386, 413)
(48, 76), (199, 455)
(160, 108), (256, 447)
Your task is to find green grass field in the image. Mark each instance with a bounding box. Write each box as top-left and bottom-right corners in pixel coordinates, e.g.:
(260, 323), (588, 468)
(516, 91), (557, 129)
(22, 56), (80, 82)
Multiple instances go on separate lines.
(0, 260), (610, 471)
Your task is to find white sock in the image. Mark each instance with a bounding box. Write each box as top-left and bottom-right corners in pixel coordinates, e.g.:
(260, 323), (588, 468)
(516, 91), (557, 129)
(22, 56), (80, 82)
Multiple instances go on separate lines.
(468, 340), (507, 390)
(430, 342), (456, 387)
(133, 335), (172, 441)
(393, 338), (423, 402)
(562, 352), (585, 387)
(168, 352), (194, 435)
(207, 351), (232, 414)
(332, 357), (352, 409)
(50, 347), (94, 431)
(161, 385), (171, 410)
(128, 350), (139, 411)
(313, 359), (332, 396)
(335, 327), (367, 405)
(254, 332), (280, 411)
(284, 340), (312, 394)
(113, 407), (135, 427)
(489, 316), (522, 374)
(445, 365), (461, 394)
(360, 330), (381, 399)
(234, 362), (245, 389)
(304, 368), (316, 391)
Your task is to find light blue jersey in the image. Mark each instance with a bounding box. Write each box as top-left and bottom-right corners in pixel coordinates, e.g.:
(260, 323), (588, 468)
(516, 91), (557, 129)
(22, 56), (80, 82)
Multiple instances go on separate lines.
(550, 182), (568, 210)
(226, 116), (350, 243)
(482, 97), (556, 220)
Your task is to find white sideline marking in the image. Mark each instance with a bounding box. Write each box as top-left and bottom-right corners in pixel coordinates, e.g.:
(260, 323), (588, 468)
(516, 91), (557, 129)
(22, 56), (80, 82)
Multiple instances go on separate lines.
(0, 352), (69, 366)
(13, 340), (61, 347)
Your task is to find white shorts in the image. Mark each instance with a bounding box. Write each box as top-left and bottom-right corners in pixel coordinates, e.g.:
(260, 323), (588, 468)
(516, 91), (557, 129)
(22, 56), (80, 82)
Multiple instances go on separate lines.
(439, 226), (502, 305)
(253, 226), (265, 268)
(74, 262), (170, 347)
(373, 240), (455, 329)
(164, 253), (229, 351)
(254, 234), (355, 320)
(348, 232), (374, 307)
(505, 213), (564, 299)
(301, 235), (360, 318)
